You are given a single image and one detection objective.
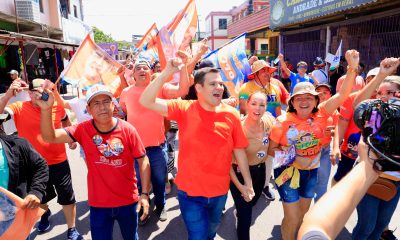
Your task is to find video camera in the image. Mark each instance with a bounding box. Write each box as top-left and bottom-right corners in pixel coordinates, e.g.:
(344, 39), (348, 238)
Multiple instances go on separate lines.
(354, 98), (400, 171)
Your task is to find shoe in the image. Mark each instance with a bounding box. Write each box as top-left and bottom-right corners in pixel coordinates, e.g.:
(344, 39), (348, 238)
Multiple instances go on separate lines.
(67, 228), (83, 240)
(381, 229), (398, 240)
(166, 182), (172, 194)
(37, 209), (51, 233)
(154, 207), (168, 222)
(262, 186), (275, 201)
(138, 208), (150, 226)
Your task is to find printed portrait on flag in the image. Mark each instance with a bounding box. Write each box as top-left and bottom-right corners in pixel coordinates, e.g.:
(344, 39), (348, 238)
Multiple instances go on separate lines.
(61, 35), (123, 94)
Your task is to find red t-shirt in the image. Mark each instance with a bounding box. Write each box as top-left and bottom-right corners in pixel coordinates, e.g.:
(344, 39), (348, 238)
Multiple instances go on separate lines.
(167, 100), (248, 197)
(7, 101), (67, 165)
(340, 93), (361, 160)
(65, 119), (146, 207)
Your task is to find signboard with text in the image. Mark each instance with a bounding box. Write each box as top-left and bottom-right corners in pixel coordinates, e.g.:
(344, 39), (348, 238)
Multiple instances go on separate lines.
(98, 43), (119, 56)
(269, 0), (376, 29)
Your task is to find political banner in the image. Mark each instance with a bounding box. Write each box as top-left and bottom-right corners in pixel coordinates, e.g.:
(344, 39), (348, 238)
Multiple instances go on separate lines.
(135, 23), (165, 66)
(98, 42), (119, 56)
(203, 33), (251, 97)
(60, 34), (123, 94)
(0, 187), (45, 240)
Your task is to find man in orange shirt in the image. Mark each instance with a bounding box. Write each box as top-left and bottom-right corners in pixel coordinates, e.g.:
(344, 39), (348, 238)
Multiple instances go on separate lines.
(140, 57), (255, 239)
(0, 79), (82, 240)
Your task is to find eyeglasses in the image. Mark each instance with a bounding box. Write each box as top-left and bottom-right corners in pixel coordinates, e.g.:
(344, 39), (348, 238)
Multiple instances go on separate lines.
(297, 66), (308, 69)
(92, 135), (124, 157)
(90, 99), (112, 108)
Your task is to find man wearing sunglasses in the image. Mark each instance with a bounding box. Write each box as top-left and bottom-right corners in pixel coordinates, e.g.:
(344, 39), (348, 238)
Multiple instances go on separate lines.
(37, 84), (151, 240)
(279, 53), (319, 94)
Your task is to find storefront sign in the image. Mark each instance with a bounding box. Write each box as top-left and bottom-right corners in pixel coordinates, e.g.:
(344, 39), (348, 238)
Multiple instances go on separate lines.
(270, 0), (376, 29)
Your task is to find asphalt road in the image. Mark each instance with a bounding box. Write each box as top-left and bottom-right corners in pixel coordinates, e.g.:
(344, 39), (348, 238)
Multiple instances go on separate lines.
(29, 142), (399, 240)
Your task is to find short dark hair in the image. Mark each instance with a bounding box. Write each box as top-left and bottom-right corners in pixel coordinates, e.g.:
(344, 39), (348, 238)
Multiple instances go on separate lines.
(287, 95), (320, 114)
(194, 67), (220, 86)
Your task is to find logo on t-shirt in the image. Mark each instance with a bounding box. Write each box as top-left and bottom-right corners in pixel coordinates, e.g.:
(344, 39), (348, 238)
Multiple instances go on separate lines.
(92, 135), (125, 158)
(295, 131), (321, 156)
(343, 132), (361, 159)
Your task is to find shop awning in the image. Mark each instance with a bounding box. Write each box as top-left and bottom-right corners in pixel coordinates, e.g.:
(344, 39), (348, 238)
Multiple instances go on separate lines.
(269, 0), (386, 30)
(0, 30), (79, 48)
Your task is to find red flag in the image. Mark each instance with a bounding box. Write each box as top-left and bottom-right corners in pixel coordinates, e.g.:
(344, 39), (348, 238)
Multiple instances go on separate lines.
(60, 34), (123, 94)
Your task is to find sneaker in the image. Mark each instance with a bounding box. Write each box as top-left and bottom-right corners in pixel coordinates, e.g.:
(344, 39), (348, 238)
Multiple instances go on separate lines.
(262, 186), (275, 201)
(67, 228), (83, 240)
(138, 208), (150, 226)
(154, 207), (168, 222)
(37, 209), (51, 233)
(381, 229), (398, 240)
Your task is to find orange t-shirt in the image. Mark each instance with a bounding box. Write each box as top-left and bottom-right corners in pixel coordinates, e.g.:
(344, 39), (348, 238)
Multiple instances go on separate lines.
(120, 85), (166, 148)
(339, 93), (362, 160)
(167, 100), (248, 197)
(270, 105), (331, 170)
(7, 101), (67, 165)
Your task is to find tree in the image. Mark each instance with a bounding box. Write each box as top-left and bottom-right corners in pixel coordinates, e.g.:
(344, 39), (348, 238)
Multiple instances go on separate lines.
(117, 40), (132, 50)
(92, 26), (114, 43)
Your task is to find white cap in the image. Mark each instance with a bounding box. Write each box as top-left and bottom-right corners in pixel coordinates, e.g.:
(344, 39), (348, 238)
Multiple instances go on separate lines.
(366, 67), (380, 78)
(86, 84), (113, 104)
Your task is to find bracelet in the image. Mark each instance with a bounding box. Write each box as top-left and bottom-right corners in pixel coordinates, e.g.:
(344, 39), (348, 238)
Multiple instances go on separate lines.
(140, 192), (150, 197)
(347, 66), (358, 73)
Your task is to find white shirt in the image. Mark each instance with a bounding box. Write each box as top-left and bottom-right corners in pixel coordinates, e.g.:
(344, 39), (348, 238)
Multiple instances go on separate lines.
(312, 69), (328, 84)
(68, 97), (92, 123)
(2, 91), (30, 135)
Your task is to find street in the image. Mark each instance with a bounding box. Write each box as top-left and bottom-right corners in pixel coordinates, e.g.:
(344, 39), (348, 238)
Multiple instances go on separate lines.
(30, 143), (400, 240)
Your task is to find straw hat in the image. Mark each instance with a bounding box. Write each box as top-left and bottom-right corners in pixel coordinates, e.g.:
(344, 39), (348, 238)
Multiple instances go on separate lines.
(248, 60), (277, 79)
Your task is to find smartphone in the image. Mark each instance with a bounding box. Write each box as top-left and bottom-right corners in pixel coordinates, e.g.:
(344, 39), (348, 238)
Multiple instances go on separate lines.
(41, 92), (49, 101)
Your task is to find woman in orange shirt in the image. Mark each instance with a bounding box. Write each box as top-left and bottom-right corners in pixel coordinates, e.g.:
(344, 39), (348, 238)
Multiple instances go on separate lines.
(230, 91), (275, 240)
(267, 50), (360, 240)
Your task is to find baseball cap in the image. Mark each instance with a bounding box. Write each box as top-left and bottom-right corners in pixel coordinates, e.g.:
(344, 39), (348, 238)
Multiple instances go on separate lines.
(366, 67), (379, 78)
(315, 83), (332, 91)
(134, 59), (151, 69)
(86, 84), (113, 104)
(7, 70), (18, 75)
(29, 78), (46, 91)
(313, 57), (326, 66)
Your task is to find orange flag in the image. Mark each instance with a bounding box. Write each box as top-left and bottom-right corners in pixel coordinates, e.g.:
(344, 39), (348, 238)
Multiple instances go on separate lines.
(136, 23), (166, 67)
(60, 34), (123, 94)
(0, 187), (45, 240)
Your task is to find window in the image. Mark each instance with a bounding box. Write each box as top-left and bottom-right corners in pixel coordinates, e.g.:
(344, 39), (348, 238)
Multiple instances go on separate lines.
(60, 0), (70, 19)
(39, 0), (44, 13)
(219, 18), (227, 30)
(73, 5), (78, 18)
(260, 44), (268, 54)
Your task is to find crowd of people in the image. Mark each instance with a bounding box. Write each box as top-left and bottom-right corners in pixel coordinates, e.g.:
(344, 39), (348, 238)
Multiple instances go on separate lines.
(0, 39), (399, 240)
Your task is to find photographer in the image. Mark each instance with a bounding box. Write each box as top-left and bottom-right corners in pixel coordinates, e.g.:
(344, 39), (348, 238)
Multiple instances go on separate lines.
(298, 139), (380, 240)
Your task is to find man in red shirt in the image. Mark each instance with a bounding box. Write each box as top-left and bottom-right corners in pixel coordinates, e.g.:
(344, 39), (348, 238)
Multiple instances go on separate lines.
(37, 84), (151, 240)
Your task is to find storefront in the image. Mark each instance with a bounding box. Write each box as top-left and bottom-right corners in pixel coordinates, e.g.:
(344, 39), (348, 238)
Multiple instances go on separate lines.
(0, 30), (78, 92)
(270, 0), (400, 72)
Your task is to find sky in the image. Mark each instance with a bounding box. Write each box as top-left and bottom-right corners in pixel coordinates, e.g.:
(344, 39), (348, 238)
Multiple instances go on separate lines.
(83, 0), (244, 41)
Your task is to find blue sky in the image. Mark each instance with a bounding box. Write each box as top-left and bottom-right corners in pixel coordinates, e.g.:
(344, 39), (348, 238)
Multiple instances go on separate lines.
(84, 0), (244, 41)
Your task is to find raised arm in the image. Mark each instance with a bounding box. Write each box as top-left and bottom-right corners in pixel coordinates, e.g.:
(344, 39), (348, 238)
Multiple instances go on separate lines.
(298, 139), (379, 239)
(140, 58), (184, 116)
(0, 80), (25, 113)
(278, 53), (291, 77)
(352, 57), (400, 108)
(162, 51), (191, 99)
(35, 90), (74, 144)
(187, 38), (209, 74)
(323, 50), (359, 115)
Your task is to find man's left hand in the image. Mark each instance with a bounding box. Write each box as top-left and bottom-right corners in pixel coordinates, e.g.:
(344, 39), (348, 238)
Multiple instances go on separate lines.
(22, 194), (41, 209)
(136, 195), (150, 221)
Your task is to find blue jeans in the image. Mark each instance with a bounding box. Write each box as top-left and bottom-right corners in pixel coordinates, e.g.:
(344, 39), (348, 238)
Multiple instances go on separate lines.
(352, 181), (400, 240)
(274, 166), (318, 203)
(135, 143), (167, 208)
(314, 145), (331, 201)
(177, 190), (228, 240)
(90, 202), (139, 240)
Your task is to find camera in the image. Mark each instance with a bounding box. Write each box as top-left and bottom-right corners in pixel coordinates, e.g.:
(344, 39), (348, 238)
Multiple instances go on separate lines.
(354, 99), (400, 171)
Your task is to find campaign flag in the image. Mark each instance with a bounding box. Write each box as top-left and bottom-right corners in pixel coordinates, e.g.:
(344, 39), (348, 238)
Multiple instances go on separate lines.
(203, 33), (251, 97)
(327, 40), (342, 71)
(136, 23), (166, 67)
(0, 187), (45, 240)
(60, 34), (123, 94)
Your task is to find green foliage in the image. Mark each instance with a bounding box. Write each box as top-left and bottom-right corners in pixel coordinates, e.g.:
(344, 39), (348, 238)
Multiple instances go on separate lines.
(92, 26), (114, 43)
(117, 40), (132, 50)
